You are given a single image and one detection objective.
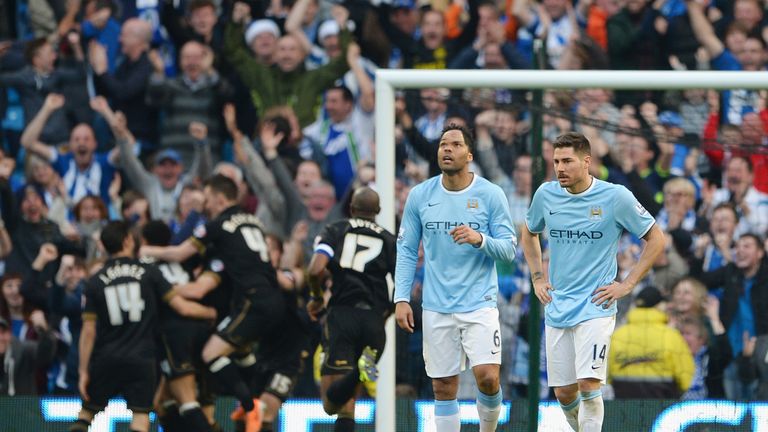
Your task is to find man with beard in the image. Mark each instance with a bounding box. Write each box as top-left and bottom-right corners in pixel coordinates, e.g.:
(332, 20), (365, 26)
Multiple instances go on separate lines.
(520, 132), (664, 432)
(395, 125), (516, 432)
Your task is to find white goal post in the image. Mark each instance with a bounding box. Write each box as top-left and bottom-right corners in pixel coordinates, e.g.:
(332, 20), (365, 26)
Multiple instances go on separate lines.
(373, 69), (768, 432)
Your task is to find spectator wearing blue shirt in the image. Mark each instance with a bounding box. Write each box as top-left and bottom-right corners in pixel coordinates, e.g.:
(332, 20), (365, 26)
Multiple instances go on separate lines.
(21, 94), (119, 208)
(81, 0), (121, 73)
(692, 233), (768, 400)
(688, 0), (765, 124)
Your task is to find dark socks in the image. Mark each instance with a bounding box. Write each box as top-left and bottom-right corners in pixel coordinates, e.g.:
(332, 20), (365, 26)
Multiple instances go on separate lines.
(261, 421), (274, 432)
(69, 419), (90, 432)
(326, 370), (360, 406)
(158, 402), (183, 432)
(233, 352), (259, 392)
(334, 416), (355, 432)
(179, 403), (212, 432)
(207, 356), (254, 412)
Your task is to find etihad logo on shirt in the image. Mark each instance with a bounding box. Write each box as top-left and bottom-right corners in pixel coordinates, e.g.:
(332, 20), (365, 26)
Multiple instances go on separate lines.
(424, 221), (481, 234)
(549, 229), (604, 245)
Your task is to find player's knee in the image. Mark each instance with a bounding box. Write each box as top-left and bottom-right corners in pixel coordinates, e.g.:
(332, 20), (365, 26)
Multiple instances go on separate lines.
(432, 377), (458, 400)
(475, 372), (500, 394)
(322, 398), (340, 415)
(201, 347), (217, 363)
(554, 385), (579, 403)
(577, 378), (601, 393)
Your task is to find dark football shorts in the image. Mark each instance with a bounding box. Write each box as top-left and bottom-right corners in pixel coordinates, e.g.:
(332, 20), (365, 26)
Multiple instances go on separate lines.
(159, 318), (212, 379)
(216, 289), (285, 349)
(320, 306), (386, 376)
(84, 356), (157, 414)
(251, 309), (310, 401)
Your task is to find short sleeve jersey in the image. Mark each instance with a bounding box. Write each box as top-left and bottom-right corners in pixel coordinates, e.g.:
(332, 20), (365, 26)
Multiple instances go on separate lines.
(83, 257), (175, 360)
(149, 257), (193, 322)
(315, 218), (396, 313)
(191, 205), (278, 296)
(198, 253), (235, 322)
(526, 178), (656, 328)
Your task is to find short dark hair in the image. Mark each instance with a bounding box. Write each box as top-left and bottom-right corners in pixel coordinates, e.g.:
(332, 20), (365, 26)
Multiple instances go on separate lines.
(204, 174), (238, 201)
(189, 0), (215, 12)
(101, 221), (132, 254)
(92, 0), (114, 12)
(25, 38), (49, 64)
(440, 123), (475, 154)
(553, 132), (591, 157)
(712, 202), (740, 222)
(327, 85), (354, 103)
(142, 220), (172, 247)
(739, 232), (764, 248)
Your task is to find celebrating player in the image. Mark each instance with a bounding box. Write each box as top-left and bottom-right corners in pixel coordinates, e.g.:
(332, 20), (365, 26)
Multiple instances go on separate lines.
(394, 124), (517, 432)
(306, 186), (396, 432)
(70, 221), (216, 432)
(140, 175), (285, 432)
(520, 132), (665, 432)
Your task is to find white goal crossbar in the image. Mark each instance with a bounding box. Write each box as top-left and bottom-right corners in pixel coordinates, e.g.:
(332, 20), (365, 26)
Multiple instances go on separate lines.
(373, 69), (768, 432)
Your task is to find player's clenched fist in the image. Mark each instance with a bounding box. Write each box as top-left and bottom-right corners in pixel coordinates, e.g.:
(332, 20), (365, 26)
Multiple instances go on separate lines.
(395, 302), (414, 333)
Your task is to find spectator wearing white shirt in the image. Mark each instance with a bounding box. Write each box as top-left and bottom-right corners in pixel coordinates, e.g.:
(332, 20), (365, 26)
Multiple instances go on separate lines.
(711, 156), (768, 238)
(302, 85), (373, 199)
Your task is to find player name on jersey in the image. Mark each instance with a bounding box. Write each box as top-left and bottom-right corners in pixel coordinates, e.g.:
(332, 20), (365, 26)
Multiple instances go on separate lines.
(222, 213), (264, 233)
(349, 218), (384, 233)
(98, 264), (147, 286)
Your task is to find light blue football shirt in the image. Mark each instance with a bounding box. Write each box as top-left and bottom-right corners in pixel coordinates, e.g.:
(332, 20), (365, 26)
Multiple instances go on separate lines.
(394, 174), (517, 313)
(526, 178), (656, 328)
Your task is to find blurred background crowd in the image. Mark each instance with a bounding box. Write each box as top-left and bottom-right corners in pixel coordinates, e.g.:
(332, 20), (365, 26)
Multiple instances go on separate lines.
(0, 0), (766, 406)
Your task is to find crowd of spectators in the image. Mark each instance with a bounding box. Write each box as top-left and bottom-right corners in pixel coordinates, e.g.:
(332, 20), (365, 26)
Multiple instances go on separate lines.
(0, 0), (766, 406)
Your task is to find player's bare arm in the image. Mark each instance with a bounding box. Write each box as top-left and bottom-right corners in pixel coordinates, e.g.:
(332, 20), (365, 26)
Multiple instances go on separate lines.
(78, 319), (97, 402)
(592, 224), (666, 307)
(139, 239), (199, 263)
(306, 252), (330, 321)
(168, 294), (217, 320)
(520, 224), (553, 304)
(175, 272), (219, 300)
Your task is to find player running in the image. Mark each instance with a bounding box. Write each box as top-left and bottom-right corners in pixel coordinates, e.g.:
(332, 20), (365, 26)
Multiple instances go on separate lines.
(306, 187), (396, 432)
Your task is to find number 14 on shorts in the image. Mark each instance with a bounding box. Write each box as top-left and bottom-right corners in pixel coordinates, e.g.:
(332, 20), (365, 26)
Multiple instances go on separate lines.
(591, 344), (606, 369)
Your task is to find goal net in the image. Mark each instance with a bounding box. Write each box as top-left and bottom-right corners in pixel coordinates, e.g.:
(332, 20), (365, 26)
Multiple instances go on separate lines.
(373, 69), (768, 432)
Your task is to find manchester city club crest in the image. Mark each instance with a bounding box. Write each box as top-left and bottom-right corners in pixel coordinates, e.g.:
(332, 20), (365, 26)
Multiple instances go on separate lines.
(466, 198), (479, 211)
(589, 206), (603, 221)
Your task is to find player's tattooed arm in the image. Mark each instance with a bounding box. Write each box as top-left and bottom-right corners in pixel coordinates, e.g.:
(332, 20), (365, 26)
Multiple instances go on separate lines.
(521, 225), (553, 305)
